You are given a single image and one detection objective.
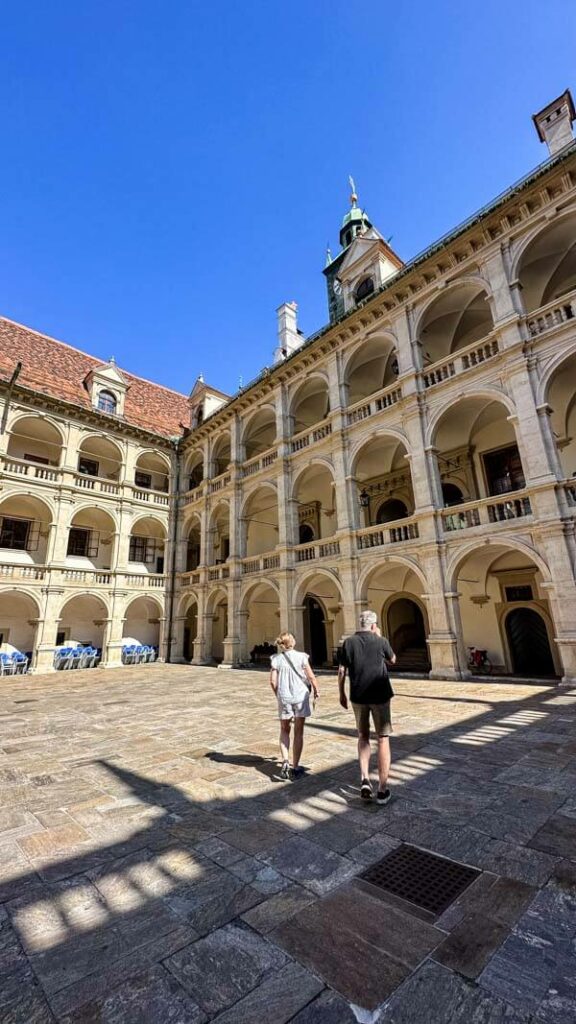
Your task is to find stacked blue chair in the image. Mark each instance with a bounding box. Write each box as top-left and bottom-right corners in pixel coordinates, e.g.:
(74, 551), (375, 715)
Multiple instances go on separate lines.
(122, 644), (138, 665)
(0, 653), (17, 676)
(11, 651), (29, 674)
(79, 646), (99, 669)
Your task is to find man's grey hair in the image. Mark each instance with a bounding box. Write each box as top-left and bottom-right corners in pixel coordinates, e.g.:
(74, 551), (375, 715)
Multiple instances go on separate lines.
(359, 610), (378, 630)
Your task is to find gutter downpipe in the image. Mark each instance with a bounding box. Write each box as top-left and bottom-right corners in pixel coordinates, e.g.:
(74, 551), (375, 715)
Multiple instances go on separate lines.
(166, 435), (182, 663)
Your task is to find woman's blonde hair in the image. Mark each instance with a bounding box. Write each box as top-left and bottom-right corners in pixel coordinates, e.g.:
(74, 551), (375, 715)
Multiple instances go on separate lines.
(275, 632), (296, 651)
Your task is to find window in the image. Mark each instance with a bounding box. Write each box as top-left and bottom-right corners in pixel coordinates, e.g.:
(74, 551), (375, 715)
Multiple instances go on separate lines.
(483, 445), (525, 497)
(135, 471), (152, 489)
(299, 523), (315, 544)
(67, 528), (99, 558)
(78, 457), (99, 477)
(505, 585), (533, 602)
(97, 391), (117, 414)
(355, 277), (375, 302)
(0, 517), (31, 550)
(129, 536), (155, 563)
(24, 453), (50, 465)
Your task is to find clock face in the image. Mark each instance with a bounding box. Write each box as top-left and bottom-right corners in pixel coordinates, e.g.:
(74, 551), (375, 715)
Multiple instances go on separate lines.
(333, 278), (342, 295)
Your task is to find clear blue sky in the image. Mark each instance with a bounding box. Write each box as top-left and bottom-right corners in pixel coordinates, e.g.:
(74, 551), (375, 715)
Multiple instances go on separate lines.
(1, 1), (575, 396)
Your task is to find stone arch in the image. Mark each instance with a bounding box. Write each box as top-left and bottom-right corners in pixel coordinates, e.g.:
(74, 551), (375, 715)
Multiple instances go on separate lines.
(293, 569), (344, 667)
(511, 210), (576, 310)
(356, 554), (429, 605)
(290, 373), (331, 433)
(205, 586), (228, 663)
(239, 578), (281, 662)
(130, 513), (168, 538)
(292, 568), (343, 609)
(241, 483), (279, 557)
(66, 502), (119, 532)
(177, 590), (200, 617)
(446, 536), (553, 593)
(122, 594), (163, 649)
(241, 405), (277, 459)
(211, 431), (232, 476)
(342, 331), (399, 405)
(7, 413), (65, 466)
(427, 387), (517, 448)
(291, 457), (335, 493)
(0, 589), (42, 662)
(57, 592), (111, 652)
(412, 274), (493, 338)
(291, 461), (337, 542)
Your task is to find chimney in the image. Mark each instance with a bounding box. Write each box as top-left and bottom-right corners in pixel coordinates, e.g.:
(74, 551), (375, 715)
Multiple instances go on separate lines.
(533, 89), (575, 156)
(274, 301), (302, 363)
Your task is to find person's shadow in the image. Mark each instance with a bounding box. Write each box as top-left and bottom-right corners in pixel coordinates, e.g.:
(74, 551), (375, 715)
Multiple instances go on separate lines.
(204, 750), (281, 780)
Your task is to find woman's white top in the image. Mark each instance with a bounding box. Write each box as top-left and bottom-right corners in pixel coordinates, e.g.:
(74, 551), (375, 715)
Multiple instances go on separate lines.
(271, 650), (310, 703)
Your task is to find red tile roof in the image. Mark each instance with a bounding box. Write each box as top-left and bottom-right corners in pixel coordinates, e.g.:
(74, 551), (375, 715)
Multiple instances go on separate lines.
(0, 316), (190, 438)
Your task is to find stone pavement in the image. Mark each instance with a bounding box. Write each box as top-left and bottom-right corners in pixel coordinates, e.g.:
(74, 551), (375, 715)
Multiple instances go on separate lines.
(1, 665), (576, 1023)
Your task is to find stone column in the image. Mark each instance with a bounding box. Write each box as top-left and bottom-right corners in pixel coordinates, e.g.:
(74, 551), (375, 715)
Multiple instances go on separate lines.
(191, 589), (208, 663)
(419, 546), (464, 680)
(221, 579), (242, 667)
(537, 527), (576, 685)
(30, 587), (64, 673)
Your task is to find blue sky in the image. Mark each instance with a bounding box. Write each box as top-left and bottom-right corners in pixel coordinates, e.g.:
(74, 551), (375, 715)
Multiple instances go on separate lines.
(1, 1), (575, 396)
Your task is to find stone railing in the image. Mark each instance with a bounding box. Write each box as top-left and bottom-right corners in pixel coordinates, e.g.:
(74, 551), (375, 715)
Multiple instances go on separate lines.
(0, 562), (46, 581)
(241, 447), (278, 479)
(422, 334), (500, 389)
(526, 289), (576, 338)
(441, 490), (532, 533)
(207, 564), (230, 581)
(1, 455), (62, 483)
(182, 483), (205, 505)
(356, 516), (420, 550)
(73, 473), (121, 496)
(563, 481), (576, 508)
(122, 573), (167, 588)
(294, 539), (341, 562)
(129, 485), (170, 506)
(239, 551), (281, 575)
(60, 568), (113, 586)
(290, 420), (332, 454)
(180, 570), (201, 587)
(346, 383), (402, 426)
(208, 472), (232, 494)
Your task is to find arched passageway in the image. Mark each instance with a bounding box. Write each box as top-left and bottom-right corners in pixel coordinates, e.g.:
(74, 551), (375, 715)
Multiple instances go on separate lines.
(386, 597), (430, 673)
(418, 284), (494, 365)
(241, 581), (280, 663)
(123, 596), (162, 650)
(57, 595), (108, 650)
(303, 595), (328, 667)
(296, 572), (343, 667)
(243, 408), (276, 460)
(345, 336), (398, 406)
(518, 215), (576, 313)
(7, 416), (63, 468)
(505, 607), (555, 677)
(0, 592), (40, 658)
(293, 465), (337, 542)
(545, 350), (576, 480)
(207, 592), (228, 663)
(352, 435), (413, 529)
(67, 508), (116, 570)
(242, 487), (279, 557)
(183, 600), (198, 661)
(291, 377), (330, 434)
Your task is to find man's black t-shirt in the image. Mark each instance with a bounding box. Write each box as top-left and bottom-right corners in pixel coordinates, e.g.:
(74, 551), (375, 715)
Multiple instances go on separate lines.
(339, 632), (394, 704)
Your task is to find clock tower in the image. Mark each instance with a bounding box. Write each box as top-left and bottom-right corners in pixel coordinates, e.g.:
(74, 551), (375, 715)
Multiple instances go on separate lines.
(323, 178), (373, 323)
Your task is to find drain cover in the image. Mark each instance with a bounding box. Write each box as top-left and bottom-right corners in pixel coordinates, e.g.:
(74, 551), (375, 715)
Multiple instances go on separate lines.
(359, 844), (479, 916)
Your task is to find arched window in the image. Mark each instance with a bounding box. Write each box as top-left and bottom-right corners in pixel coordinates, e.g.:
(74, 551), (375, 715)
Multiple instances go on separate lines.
(299, 523), (315, 544)
(97, 391), (117, 414)
(355, 277), (375, 302)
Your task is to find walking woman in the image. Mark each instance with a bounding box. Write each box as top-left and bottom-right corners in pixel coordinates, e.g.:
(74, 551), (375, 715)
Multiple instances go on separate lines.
(270, 632), (319, 780)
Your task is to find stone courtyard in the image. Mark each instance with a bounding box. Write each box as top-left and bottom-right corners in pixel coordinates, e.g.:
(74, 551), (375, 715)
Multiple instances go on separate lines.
(1, 665), (576, 1023)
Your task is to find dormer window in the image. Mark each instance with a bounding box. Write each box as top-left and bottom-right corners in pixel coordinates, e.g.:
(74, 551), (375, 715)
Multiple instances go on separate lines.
(355, 276), (375, 302)
(98, 390), (117, 414)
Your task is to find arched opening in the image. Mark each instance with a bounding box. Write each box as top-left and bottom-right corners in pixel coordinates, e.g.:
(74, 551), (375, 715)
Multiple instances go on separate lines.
(354, 276), (375, 303)
(518, 215), (576, 314)
(0, 495), (52, 565)
(185, 451), (204, 492)
(419, 284), (494, 365)
(291, 377), (330, 434)
(293, 465), (337, 542)
(242, 487), (278, 557)
(386, 597), (430, 673)
(453, 543), (558, 678)
(296, 572), (343, 667)
(345, 336), (398, 406)
(7, 416), (63, 468)
(134, 452), (170, 493)
(242, 408), (277, 460)
(505, 607), (555, 677)
(376, 499), (408, 524)
(123, 596), (162, 652)
(57, 594), (108, 650)
(242, 581), (280, 664)
(209, 502), (230, 564)
(128, 517), (167, 575)
(208, 592), (228, 663)
(442, 483), (464, 507)
(183, 599), (198, 661)
(0, 592), (40, 661)
(545, 350), (576, 480)
(212, 434), (232, 477)
(77, 435), (122, 481)
(299, 523), (315, 544)
(67, 508), (116, 570)
(97, 391), (117, 415)
(304, 595), (328, 667)
(183, 516), (201, 572)
(352, 435), (413, 529)
(434, 396), (525, 505)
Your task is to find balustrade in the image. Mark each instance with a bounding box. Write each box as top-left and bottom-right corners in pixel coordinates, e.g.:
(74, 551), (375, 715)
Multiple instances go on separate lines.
(290, 421), (332, 454)
(208, 472), (231, 494)
(1, 455), (61, 483)
(346, 383), (402, 426)
(74, 473), (120, 495)
(294, 539), (341, 562)
(0, 563), (46, 581)
(422, 334), (500, 389)
(441, 490), (533, 533)
(526, 289), (576, 338)
(241, 447), (278, 479)
(357, 517), (419, 550)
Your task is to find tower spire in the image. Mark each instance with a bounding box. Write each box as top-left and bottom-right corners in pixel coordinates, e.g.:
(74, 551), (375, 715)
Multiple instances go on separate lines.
(348, 175), (358, 208)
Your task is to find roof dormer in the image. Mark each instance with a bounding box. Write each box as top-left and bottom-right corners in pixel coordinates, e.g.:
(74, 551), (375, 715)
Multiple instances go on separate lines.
(337, 229), (403, 314)
(84, 359), (129, 418)
(188, 375), (230, 429)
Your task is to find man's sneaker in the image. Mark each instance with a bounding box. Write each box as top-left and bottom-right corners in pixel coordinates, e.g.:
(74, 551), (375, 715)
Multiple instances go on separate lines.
(280, 761), (291, 780)
(290, 766), (305, 780)
(376, 788), (391, 805)
(360, 778), (373, 801)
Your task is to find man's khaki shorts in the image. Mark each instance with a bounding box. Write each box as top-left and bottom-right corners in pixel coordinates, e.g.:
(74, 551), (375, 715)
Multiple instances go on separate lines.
(352, 701), (393, 738)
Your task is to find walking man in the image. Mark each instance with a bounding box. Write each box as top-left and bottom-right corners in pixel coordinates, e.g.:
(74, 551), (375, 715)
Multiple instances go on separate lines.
(337, 610), (396, 804)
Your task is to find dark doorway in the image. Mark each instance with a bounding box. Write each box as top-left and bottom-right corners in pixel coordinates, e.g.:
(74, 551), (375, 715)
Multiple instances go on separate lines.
(505, 607), (555, 677)
(299, 523), (315, 544)
(442, 483), (464, 507)
(386, 598), (430, 672)
(483, 444), (525, 496)
(184, 605), (197, 661)
(303, 594), (327, 666)
(376, 499), (408, 524)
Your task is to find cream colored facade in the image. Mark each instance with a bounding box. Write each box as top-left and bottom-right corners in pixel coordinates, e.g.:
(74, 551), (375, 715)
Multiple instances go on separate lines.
(2, 94), (576, 681)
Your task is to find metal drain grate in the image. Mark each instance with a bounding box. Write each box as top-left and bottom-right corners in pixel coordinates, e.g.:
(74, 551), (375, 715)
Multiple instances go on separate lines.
(359, 844), (479, 916)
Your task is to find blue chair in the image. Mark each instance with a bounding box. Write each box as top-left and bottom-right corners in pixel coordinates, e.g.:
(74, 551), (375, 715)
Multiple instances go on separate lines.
(0, 653), (16, 676)
(122, 645), (138, 665)
(79, 646), (98, 669)
(11, 651), (29, 675)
